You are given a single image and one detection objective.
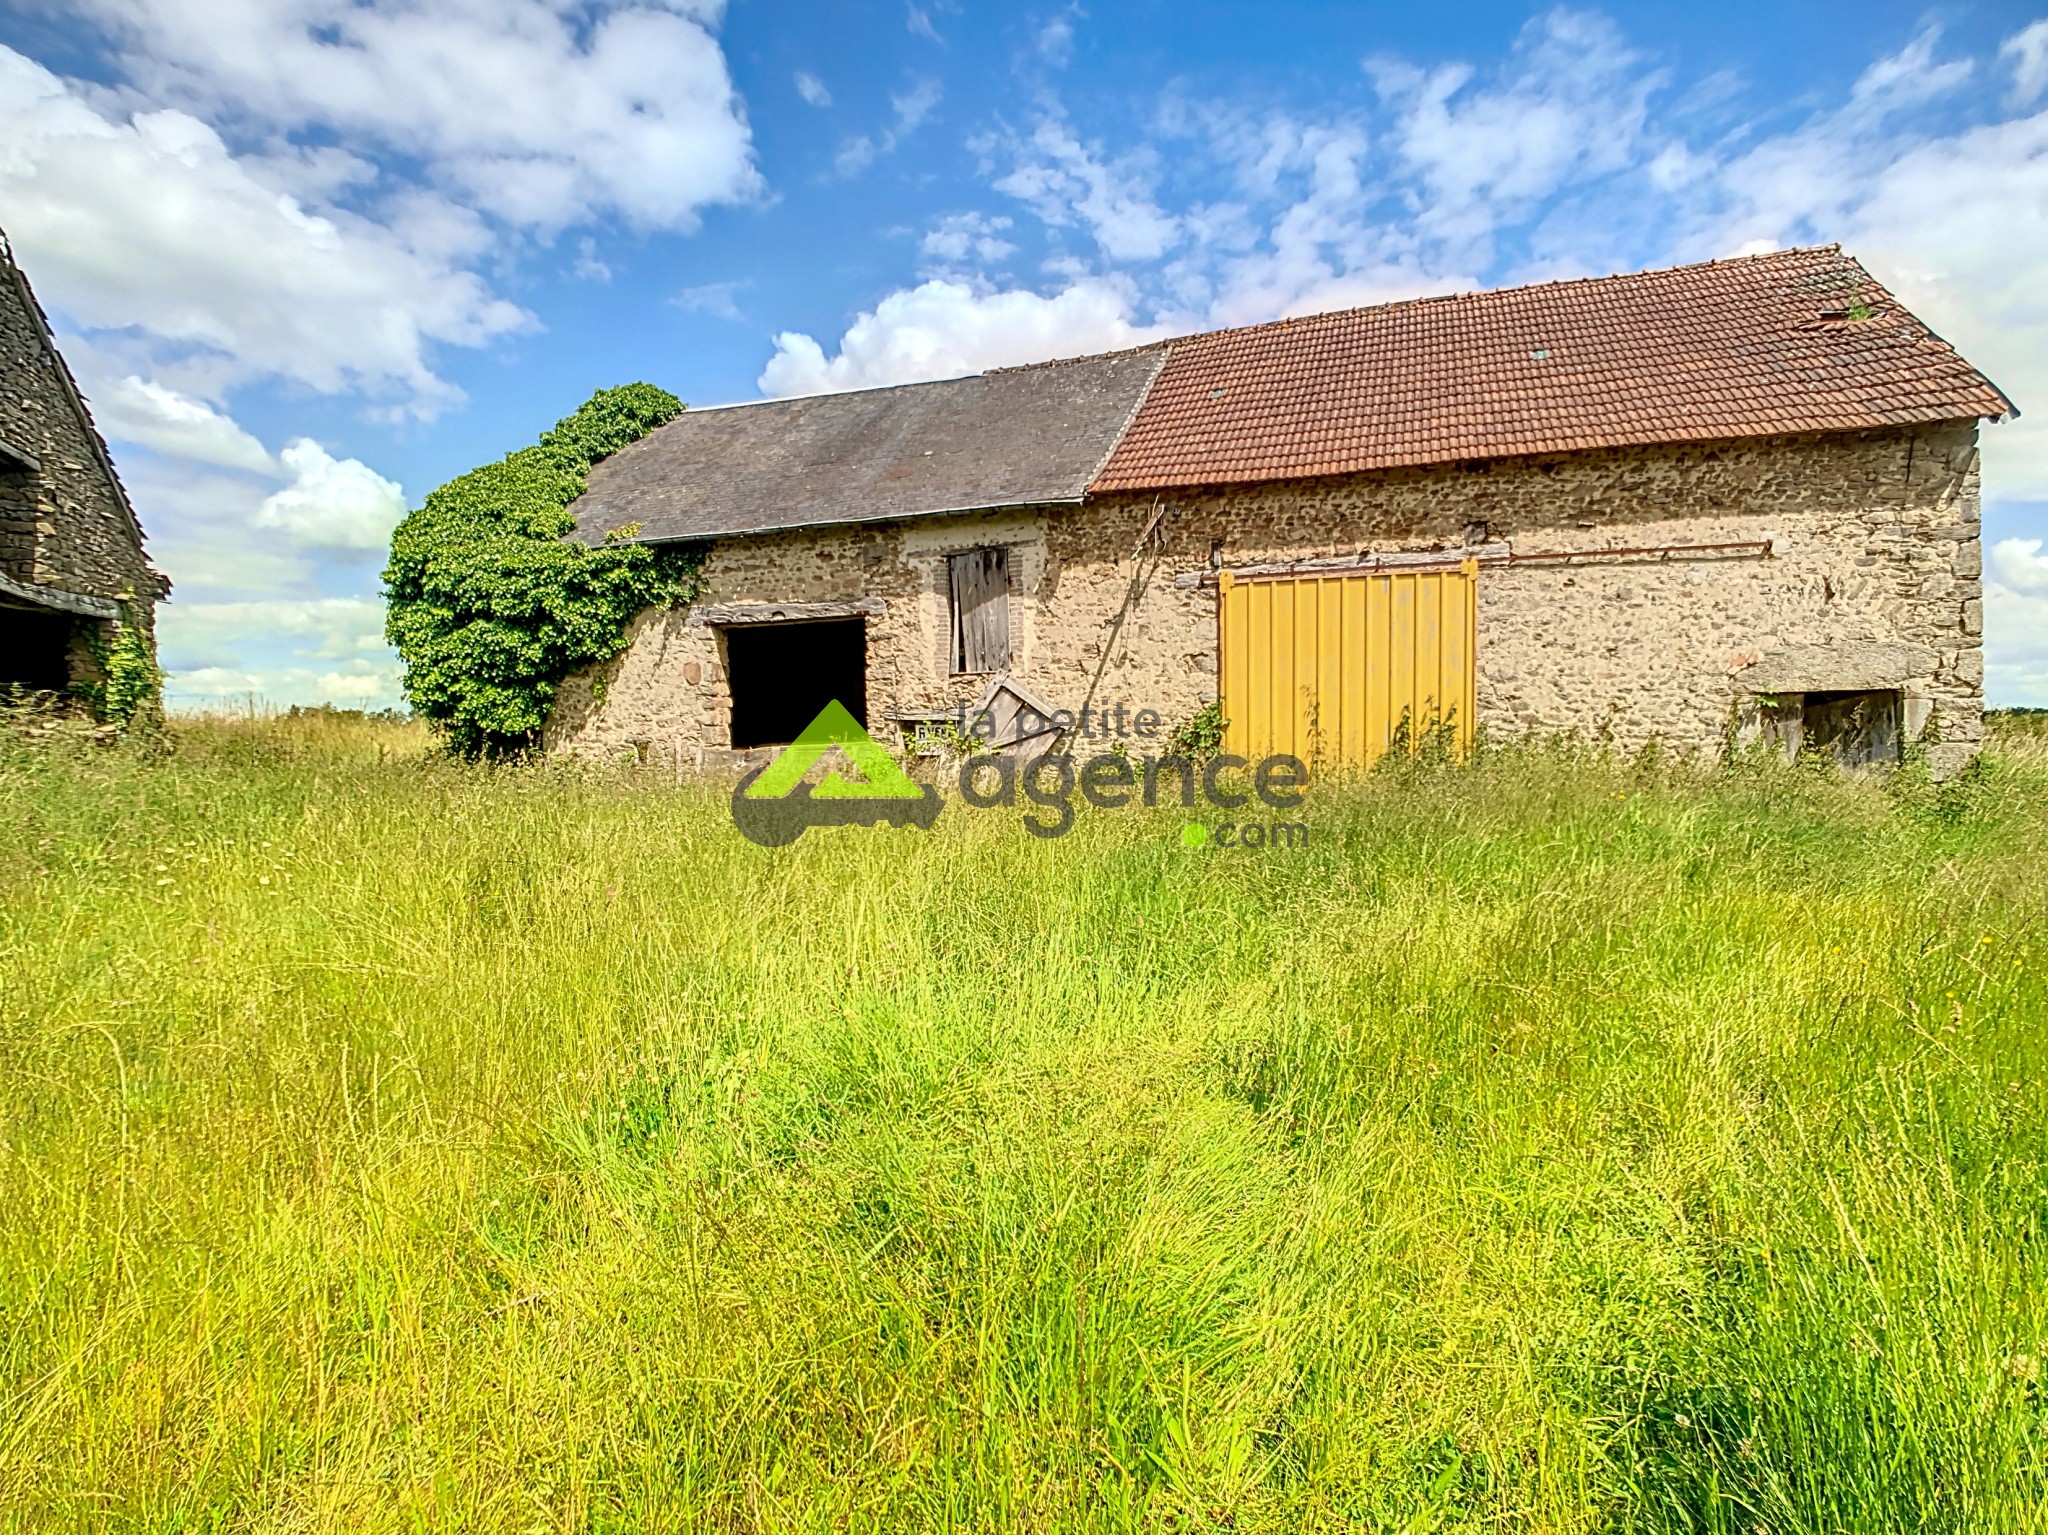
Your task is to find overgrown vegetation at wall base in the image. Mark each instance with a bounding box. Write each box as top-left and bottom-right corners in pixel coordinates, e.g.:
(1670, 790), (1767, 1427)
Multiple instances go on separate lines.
(383, 384), (702, 757)
(80, 603), (162, 729)
(2, 712), (2045, 1531)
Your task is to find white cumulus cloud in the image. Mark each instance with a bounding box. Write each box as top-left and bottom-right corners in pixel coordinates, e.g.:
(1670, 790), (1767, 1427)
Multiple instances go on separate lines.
(1681, 26), (2048, 493)
(672, 280), (747, 320)
(1988, 536), (2048, 706)
(992, 114), (1180, 262)
(2006, 20), (2048, 106)
(1369, 10), (1659, 267)
(1992, 536), (2048, 597)
(71, 0), (761, 232)
(156, 597), (401, 709)
(253, 440), (408, 551)
(834, 76), (944, 177)
(164, 661), (402, 710)
(0, 47), (527, 409)
(829, 12), (2048, 503)
(758, 277), (1170, 396)
(158, 596), (390, 667)
(920, 212), (1016, 266)
(4, 0), (750, 712)
(86, 375), (277, 473)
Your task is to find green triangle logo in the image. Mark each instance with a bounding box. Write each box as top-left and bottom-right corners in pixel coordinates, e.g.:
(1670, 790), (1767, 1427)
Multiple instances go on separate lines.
(744, 700), (924, 800)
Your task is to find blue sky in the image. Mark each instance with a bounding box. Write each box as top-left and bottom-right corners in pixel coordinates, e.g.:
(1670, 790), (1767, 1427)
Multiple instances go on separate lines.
(3, 0), (2047, 707)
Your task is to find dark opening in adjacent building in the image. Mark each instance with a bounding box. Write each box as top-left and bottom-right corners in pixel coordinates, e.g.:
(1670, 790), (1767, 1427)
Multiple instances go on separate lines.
(725, 617), (867, 749)
(0, 604), (72, 693)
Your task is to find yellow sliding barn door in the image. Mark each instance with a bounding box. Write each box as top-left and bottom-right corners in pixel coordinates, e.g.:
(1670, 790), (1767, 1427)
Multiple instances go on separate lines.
(1218, 562), (1477, 769)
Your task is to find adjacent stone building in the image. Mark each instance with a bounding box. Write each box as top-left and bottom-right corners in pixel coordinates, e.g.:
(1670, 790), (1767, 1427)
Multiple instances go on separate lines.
(552, 247), (2011, 778)
(0, 228), (166, 699)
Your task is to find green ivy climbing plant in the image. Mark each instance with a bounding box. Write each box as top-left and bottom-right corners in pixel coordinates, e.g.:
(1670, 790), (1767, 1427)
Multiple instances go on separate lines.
(383, 384), (705, 759)
(81, 603), (164, 729)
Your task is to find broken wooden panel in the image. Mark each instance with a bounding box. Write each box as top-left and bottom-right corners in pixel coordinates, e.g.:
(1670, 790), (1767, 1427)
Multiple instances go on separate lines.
(950, 547), (1010, 674)
(970, 672), (1062, 756)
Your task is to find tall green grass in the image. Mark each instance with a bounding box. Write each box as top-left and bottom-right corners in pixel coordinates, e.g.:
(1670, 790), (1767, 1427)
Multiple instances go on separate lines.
(1, 708), (2043, 1531)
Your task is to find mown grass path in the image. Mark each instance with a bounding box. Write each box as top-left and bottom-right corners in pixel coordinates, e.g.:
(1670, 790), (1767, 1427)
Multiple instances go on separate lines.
(2, 713), (2045, 1532)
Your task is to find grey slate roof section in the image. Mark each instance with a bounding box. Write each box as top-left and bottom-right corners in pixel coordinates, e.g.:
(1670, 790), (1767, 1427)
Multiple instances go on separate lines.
(568, 347), (1167, 544)
(0, 569), (120, 619)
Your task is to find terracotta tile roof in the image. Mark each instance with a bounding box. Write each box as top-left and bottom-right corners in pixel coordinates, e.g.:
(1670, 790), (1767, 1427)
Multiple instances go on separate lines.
(1088, 246), (2013, 494)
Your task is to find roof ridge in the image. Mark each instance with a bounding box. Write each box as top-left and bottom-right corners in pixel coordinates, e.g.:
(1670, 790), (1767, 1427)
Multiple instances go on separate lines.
(1162, 245), (1856, 351)
(685, 340), (1167, 413)
(985, 337), (1175, 375)
(699, 367), (998, 412)
(996, 247), (1856, 379)
(722, 248), (1861, 411)
(1088, 244), (2010, 496)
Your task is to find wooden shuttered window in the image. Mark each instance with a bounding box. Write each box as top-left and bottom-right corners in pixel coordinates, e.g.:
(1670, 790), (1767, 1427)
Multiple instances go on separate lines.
(949, 547), (1010, 674)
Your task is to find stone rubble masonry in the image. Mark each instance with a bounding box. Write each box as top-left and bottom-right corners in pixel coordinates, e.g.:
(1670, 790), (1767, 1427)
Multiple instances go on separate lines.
(0, 241), (165, 673)
(548, 421), (1986, 779)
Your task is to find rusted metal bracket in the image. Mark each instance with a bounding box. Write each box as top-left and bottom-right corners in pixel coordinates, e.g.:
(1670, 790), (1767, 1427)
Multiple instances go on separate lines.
(1505, 538), (1773, 566)
(1175, 536), (1772, 588)
(1175, 545), (1508, 588)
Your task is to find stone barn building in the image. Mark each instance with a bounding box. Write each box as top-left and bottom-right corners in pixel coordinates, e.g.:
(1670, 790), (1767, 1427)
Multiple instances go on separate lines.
(551, 247), (2011, 778)
(0, 229), (166, 700)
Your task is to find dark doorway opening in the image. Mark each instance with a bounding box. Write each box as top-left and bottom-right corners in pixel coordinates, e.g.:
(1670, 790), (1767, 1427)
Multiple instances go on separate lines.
(725, 618), (867, 749)
(0, 606), (72, 693)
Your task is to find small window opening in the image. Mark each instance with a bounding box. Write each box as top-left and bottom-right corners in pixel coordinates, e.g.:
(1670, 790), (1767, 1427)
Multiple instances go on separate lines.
(0, 606), (73, 693)
(1803, 689), (1902, 767)
(950, 547), (1010, 675)
(1768, 689), (1903, 768)
(725, 617), (867, 750)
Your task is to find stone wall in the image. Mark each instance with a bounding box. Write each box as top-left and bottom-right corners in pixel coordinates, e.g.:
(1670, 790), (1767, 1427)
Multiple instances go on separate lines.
(549, 422), (1984, 776)
(0, 243), (164, 680)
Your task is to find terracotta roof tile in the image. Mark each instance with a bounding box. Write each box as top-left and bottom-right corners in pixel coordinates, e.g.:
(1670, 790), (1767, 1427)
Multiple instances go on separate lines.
(1087, 246), (2013, 494)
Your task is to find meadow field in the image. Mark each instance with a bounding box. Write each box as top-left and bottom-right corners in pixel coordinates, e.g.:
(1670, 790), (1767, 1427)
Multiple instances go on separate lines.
(1, 708), (2045, 1533)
